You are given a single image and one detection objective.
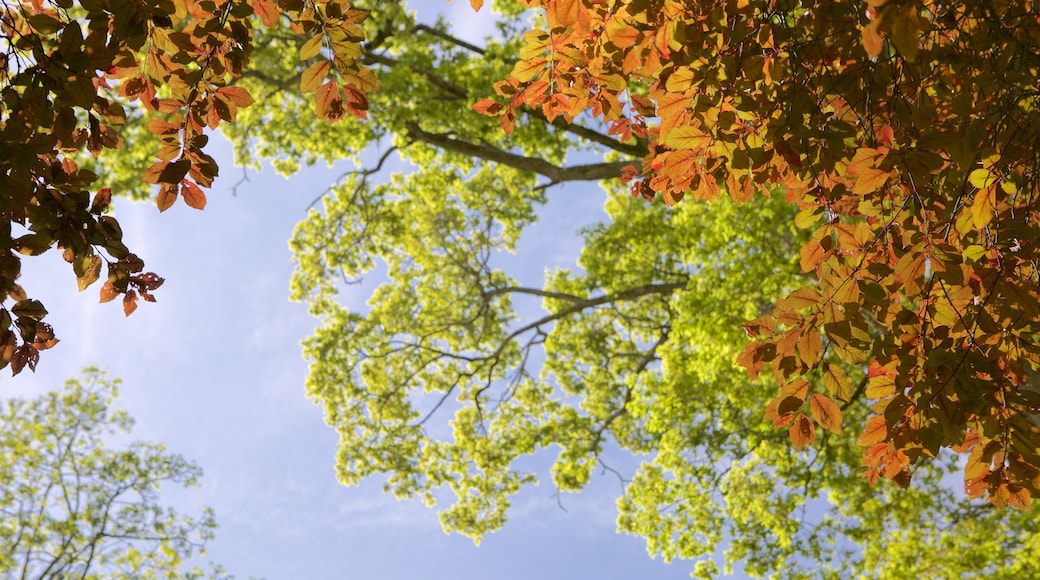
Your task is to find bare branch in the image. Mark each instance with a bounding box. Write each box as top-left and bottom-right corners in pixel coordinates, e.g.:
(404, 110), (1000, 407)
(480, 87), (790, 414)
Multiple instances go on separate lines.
(414, 24), (487, 55)
(405, 122), (635, 183)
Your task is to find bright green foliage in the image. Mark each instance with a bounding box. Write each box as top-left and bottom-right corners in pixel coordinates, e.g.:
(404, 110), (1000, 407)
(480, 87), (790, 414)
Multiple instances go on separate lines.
(0, 369), (225, 579)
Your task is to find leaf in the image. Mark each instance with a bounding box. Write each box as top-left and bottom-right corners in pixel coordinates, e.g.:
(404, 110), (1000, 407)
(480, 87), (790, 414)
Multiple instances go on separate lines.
(790, 414), (815, 451)
(300, 60), (331, 94)
(662, 126), (711, 151)
(890, 4), (921, 60)
(76, 255), (102, 291)
(548, 0), (580, 27)
(857, 416), (889, 447)
(99, 281), (118, 303)
(799, 239), (826, 273)
(809, 394), (843, 434)
(300, 33), (324, 60)
(180, 180), (207, 210)
(157, 184), (178, 212)
(822, 363), (856, 401)
(472, 98), (503, 116)
(969, 185), (996, 230)
(315, 81), (345, 121)
(470, 0), (483, 9)
(12, 300), (47, 321)
(217, 86), (254, 108)
(862, 21), (884, 57)
(123, 290), (138, 316)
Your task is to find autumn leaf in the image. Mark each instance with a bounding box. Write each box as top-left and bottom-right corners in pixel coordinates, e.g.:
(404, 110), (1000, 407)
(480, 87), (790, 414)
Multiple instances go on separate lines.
(857, 416), (888, 447)
(157, 184), (178, 212)
(662, 126), (711, 151)
(809, 394), (842, 434)
(301, 60), (331, 94)
(470, 0), (483, 9)
(790, 414), (815, 451)
(123, 290), (138, 316)
(822, 362), (856, 401)
(180, 180), (207, 210)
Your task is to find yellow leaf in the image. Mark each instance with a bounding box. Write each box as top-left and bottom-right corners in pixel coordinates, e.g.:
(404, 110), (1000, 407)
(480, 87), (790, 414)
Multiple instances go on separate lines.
(300, 33), (324, 61)
(970, 185), (996, 230)
(662, 126), (711, 151)
(300, 60), (330, 94)
(822, 363), (856, 401)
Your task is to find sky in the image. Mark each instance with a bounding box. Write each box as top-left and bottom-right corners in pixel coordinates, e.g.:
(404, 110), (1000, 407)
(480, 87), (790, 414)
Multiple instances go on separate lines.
(1, 3), (703, 579)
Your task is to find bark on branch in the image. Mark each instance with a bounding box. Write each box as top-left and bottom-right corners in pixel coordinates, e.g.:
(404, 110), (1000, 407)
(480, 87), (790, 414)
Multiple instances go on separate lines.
(405, 122), (636, 183)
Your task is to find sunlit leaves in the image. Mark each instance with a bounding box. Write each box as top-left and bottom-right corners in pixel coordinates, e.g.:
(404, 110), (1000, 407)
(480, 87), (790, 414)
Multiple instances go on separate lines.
(0, 370), (221, 576)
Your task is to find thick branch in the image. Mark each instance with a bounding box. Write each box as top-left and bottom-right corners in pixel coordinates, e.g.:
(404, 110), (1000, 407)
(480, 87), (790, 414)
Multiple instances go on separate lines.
(523, 106), (649, 158)
(405, 122), (635, 183)
(414, 24), (487, 55)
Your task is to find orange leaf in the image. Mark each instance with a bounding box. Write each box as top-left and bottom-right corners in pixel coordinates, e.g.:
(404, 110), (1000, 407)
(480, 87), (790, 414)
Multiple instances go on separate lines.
(315, 82), (345, 121)
(857, 416), (888, 447)
(123, 290), (138, 316)
(790, 414), (815, 451)
(180, 180), (207, 210)
(809, 394), (843, 434)
(470, 0), (483, 9)
(796, 329), (822, 366)
(156, 184), (178, 212)
(99, 281), (118, 303)
(218, 86), (254, 108)
(548, 0), (579, 27)
(799, 239), (826, 273)
(862, 21), (884, 57)
(472, 98), (503, 116)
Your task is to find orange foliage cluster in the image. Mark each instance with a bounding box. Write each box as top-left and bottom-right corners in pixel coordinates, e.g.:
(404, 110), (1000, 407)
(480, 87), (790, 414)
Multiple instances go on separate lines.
(0, 0), (372, 373)
(475, 0), (1040, 507)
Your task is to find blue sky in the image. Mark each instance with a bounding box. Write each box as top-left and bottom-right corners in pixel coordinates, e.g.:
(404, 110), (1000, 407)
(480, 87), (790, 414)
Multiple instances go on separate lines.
(2, 3), (702, 579)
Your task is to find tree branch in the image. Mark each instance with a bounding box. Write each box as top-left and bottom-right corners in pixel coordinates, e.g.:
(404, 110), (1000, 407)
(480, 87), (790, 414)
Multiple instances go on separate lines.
(405, 122), (635, 183)
(414, 24), (487, 55)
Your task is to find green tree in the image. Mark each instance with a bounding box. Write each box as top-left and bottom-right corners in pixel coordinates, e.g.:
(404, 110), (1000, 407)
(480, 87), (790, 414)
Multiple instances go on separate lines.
(0, 369), (225, 579)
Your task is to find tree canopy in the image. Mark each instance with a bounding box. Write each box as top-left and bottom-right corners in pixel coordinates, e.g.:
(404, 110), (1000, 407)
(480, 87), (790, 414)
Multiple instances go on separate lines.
(0, 369), (224, 578)
(4, 0), (1040, 575)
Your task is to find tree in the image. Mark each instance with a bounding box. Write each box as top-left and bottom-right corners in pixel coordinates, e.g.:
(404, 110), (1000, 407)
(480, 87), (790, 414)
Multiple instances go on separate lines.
(0, 0), (373, 373)
(6, 0), (1040, 573)
(479, 0), (1040, 506)
(187, 1), (1035, 575)
(0, 368), (226, 578)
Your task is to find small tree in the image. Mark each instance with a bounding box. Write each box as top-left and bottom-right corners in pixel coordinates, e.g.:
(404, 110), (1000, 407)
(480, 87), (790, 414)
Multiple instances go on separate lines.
(0, 369), (225, 579)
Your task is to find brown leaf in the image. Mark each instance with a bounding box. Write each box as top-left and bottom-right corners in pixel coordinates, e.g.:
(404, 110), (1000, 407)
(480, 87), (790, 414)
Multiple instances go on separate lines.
(157, 184), (178, 212)
(123, 290), (139, 316)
